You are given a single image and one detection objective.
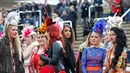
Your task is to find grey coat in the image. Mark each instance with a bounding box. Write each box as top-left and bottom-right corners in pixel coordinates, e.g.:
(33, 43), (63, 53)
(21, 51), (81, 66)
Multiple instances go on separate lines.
(0, 36), (25, 73)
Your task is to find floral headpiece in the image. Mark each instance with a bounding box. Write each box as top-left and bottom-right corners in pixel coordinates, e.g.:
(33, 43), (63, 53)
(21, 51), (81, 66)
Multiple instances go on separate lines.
(5, 11), (20, 25)
(108, 16), (122, 27)
(0, 31), (3, 38)
(39, 17), (56, 33)
(93, 19), (106, 36)
(21, 26), (35, 39)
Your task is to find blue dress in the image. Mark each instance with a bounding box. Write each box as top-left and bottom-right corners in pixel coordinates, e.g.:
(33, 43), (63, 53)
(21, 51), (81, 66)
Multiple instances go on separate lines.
(81, 47), (106, 73)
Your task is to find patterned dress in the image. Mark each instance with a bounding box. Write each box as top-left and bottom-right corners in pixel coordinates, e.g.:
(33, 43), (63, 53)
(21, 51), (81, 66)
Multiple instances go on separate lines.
(81, 47), (106, 73)
(104, 45), (127, 73)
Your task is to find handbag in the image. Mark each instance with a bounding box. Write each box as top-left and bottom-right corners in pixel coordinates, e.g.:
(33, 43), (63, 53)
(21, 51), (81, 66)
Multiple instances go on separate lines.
(40, 47), (55, 73)
(40, 65), (55, 73)
(56, 60), (66, 73)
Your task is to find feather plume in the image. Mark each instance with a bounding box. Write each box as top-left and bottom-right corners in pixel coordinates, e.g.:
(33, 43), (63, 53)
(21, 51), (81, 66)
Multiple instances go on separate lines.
(93, 19), (106, 36)
(21, 26), (35, 38)
(5, 11), (20, 25)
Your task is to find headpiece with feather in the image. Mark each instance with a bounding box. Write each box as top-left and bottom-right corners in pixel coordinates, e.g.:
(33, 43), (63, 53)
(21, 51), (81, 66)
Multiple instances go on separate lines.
(5, 11), (20, 25)
(39, 17), (56, 33)
(21, 26), (35, 39)
(93, 19), (106, 36)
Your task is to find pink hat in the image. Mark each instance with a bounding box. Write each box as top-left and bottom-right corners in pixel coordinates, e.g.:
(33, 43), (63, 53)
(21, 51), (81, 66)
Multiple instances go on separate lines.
(0, 31), (3, 39)
(21, 26), (36, 39)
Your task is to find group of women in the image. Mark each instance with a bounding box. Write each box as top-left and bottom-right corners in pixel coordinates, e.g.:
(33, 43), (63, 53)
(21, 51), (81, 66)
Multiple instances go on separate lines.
(77, 20), (129, 73)
(0, 11), (76, 73)
(0, 11), (129, 73)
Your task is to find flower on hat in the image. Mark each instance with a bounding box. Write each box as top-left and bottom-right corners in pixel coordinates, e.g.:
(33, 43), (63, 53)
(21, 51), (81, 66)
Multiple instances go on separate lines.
(22, 26), (35, 39)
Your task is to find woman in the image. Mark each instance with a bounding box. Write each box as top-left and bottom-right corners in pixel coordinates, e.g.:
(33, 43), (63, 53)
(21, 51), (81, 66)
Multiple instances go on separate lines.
(0, 11), (24, 73)
(103, 27), (127, 73)
(40, 22), (66, 73)
(81, 20), (106, 73)
(76, 31), (92, 73)
(21, 26), (38, 73)
(29, 24), (48, 73)
(61, 23), (76, 73)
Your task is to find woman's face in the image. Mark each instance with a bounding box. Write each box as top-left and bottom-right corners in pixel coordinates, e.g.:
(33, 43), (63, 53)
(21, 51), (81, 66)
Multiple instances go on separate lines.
(90, 32), (101, 46)
(9, 26), (18, 39)
(110, 30), (117, 43)
(63, 26), (71, 39)
(37, 34), (47, 45)
(24, 35), (32, 44)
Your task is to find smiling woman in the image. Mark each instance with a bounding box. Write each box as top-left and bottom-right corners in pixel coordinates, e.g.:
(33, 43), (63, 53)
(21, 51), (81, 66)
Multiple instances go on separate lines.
(0, 11), (25, 73)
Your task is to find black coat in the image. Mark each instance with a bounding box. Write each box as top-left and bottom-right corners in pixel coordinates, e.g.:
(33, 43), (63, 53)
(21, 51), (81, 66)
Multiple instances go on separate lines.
(81, 2), (90, 19)
(40, 41), (62, 65)
(68, 10), (77, 24)
(0, 36), (25, 73)
(40, 41), (64, 73)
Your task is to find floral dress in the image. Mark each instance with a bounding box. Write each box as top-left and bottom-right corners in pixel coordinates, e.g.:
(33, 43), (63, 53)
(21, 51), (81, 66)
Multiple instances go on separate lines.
(104, 45), (127, 73)
(81, 47), (106, 73)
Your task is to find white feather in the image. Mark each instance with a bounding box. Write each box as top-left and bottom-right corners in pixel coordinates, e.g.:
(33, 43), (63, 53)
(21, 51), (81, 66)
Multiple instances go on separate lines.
(5, 11), (20, 25)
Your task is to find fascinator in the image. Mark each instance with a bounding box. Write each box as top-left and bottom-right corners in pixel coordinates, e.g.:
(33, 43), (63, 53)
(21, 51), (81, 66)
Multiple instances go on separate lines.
(0, 31), (3, 38)
(39, 17), (56, 33)
(107, 9), (130, 27)
(21, 26), (36, 39)
(5, 11), (20, 25)
(93, 19), (106, 36)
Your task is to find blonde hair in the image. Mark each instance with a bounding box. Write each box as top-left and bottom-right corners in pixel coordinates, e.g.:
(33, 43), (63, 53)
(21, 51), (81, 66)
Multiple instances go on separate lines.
(78, 33), (91, 52)
(4, 24), (22, 61)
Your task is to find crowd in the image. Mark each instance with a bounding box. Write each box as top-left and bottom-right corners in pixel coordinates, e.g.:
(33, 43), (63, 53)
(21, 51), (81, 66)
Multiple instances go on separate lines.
(0, 0), (130, 73)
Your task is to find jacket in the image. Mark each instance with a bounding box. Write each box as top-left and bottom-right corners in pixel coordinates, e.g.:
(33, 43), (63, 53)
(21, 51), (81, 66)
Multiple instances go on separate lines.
(0, 36), (25, 73)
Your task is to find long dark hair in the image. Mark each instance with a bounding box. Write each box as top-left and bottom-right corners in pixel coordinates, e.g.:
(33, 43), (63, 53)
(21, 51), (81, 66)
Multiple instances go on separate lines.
(62, 25), (75, 46)
(110, 27), (127, 68)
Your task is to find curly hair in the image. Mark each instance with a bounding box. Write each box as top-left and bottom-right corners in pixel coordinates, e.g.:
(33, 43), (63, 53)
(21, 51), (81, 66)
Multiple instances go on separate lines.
(110, 27), (127, 68)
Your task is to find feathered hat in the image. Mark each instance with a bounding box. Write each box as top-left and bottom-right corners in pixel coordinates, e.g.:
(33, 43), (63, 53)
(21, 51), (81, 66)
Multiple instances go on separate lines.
(21, 26), (36, 39)
(93, 19), (106, 36)
(5, 11), (20, 25)
(38, 17), (56, 33)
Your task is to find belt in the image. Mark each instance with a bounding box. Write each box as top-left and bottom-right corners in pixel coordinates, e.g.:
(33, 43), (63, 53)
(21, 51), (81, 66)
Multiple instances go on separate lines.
(86, 67), (101, 71)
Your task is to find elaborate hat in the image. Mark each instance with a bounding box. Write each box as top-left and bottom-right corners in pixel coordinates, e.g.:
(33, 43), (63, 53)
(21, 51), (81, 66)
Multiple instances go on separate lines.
(39, 17), (55, 33)
(21, 26), (36, 39)
(5, 11), (20, 25)
(93, 19), (106, 36)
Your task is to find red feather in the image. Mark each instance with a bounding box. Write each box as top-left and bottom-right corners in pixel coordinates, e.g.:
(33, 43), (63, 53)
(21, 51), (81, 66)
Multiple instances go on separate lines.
(46, 17), (51, 26)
